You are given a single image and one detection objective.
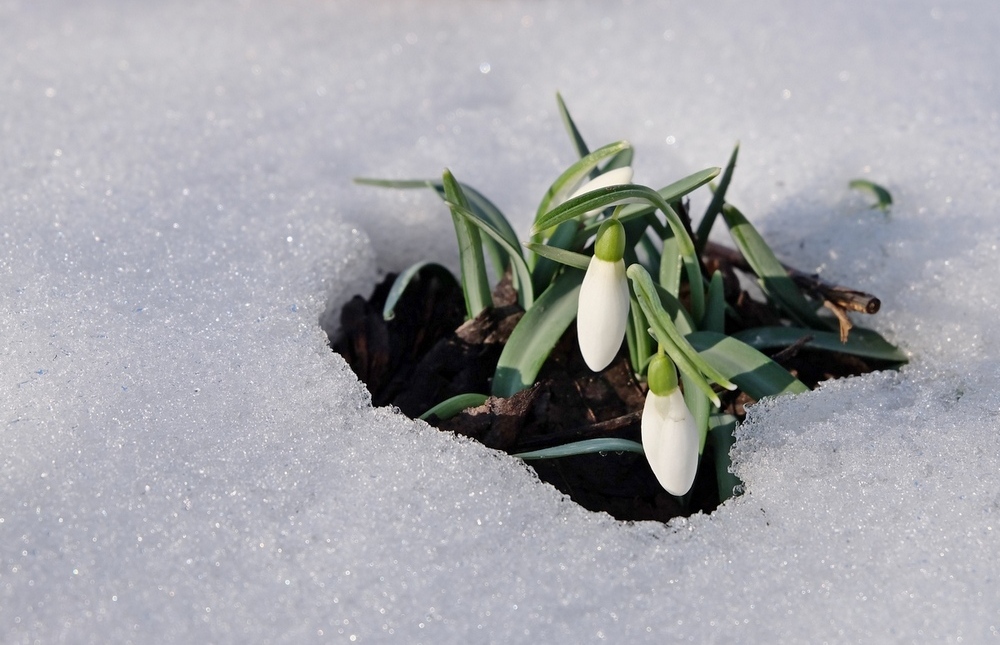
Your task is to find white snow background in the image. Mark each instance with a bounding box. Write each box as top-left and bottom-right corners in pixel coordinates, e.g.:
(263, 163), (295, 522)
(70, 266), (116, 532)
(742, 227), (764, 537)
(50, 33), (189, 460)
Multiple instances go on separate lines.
(2, 1), (999, 642)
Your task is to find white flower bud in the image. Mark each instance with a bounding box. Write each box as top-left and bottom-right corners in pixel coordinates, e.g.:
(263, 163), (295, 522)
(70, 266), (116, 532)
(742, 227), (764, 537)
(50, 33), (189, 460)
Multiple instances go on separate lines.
(641, 387), (699, 496)
(577, 255), (629, 371)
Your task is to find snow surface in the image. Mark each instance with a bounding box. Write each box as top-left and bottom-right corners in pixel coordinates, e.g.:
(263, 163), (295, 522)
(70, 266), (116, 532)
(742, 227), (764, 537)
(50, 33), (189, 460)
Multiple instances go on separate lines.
(2, 1), (999, 642)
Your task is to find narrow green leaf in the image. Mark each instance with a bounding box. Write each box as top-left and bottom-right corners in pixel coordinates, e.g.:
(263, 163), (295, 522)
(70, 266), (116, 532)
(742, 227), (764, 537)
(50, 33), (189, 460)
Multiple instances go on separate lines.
(493, 270), (584, 397)
(586, 166), (721, 233)
(418, 393), (489, 422)
(703, 270), (726, 333)
(529, 220), (583, 291)
(695, 143), (739, 253)
(353, 177), (435, 189)
(733, 326), (909, 363)
(442, 170), (492, 319)
(721, 203), (823, 327)
(513, 438), (645, 460)
(626, 292), (653, 376)
(628, 264), (735, 400)
(353, 176), (517, 280)
(708, 413), (741, 502)
(556, 92), (591, 160)
(524, 242), (590, 271)
(658, 233), (682, 298)
(687, 331), (809, 398)
(849, 179), (893, 212)
(681, 372), (712, 454)
(446, 200), (535, 310)
(533, 140), (632, 232)
(382, 262), (459, 321)
(637, 231), (661, 280)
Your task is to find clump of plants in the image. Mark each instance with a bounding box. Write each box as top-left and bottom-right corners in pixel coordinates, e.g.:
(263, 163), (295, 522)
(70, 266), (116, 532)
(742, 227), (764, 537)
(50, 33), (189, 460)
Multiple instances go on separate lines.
(333, 95), (905, 523)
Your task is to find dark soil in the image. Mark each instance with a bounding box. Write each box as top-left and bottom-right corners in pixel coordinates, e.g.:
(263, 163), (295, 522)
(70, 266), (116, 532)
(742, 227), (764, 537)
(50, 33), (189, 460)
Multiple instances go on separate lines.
(330, 257), (890, 523)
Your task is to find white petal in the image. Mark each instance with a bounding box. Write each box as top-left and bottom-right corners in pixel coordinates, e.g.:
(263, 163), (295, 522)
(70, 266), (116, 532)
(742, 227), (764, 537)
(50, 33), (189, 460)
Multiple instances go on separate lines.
(641, 389), (700, 496)
(577, 257), (630, 371)
(568, 166), (635, 218)
(568, 166), (635, 201)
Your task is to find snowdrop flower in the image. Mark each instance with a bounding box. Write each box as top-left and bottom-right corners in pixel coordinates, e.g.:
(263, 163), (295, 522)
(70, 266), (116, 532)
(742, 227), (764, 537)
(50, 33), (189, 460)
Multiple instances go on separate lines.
(577, 217), (629, 371)
(641, 354), (699, 496)
(567, 166), (634, 218)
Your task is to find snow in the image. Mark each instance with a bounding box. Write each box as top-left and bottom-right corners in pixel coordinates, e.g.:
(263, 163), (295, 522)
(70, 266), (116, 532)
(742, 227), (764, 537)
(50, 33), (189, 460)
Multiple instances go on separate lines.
(2, 0), (999, 642)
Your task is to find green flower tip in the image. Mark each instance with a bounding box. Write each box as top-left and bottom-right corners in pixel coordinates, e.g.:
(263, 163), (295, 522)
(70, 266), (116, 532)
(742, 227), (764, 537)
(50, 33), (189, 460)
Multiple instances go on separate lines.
(594, 219), (626, 262)
(647, 353), (679, 396)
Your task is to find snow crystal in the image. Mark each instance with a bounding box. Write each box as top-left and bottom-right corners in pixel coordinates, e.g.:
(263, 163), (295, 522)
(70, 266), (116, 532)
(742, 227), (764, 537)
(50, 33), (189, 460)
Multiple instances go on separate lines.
(2, 1), (999, 642)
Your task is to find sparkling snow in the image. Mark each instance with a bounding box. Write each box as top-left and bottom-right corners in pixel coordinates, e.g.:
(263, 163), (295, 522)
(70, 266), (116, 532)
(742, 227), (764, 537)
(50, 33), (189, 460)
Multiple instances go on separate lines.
(2, 1), (999, 642)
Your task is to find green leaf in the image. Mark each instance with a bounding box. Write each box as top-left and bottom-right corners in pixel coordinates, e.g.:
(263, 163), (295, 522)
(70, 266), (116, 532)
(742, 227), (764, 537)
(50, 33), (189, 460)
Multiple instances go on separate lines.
(382, 261), (459, 321)
(695, 143), (739, 253)
(493, 270), (583, 397)
(556, 92), (591, 161)
(687, 331), (809, 398)
(721, 202), (823, 327)
(628, 264), (733, 407)
(637, 230), (662, 279)
(533, 140), (632, 233)
(445, 199), (535, 309)
(658, 233), (682, 298)
(353, 176), (517, 279)
(733, 326), (908, 363)
(708, 413), (741, 502)
(533, 183), (705, 319)
(681, 372), (712, 454)
(626, 292), (653, 376)
(703, 270), (726, 333)
(587, 166), (721, 233)
(442, 170), (493, 319)
(513, 438), (645, 460)
(523, 241), (590, 271)
(849, 179), (893, 212)
(528, 220), (583, 291)
(418, 393), (489, 422)
(629, 265), (733, 387)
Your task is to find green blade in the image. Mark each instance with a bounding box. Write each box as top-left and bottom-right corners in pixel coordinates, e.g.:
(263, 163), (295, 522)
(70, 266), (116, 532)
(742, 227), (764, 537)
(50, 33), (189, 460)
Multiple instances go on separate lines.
(513, 438), (645, 460)
(628, 264), (735, 401)
(528, 220), (584, 292)
(849, 179), (893, 212)
(353, 176), (518, 280)
(721, 202), (823, 327)
(703, 270), (726, 334)
(523, 242), (591, 272)
(556, 91), (591, 161)
(442, 170), (492, 319)
(605, 166), (721, 231)
(708, 413), (741, 502)
(733, 326), (908, 363)
(695, 143), (739, 253)
(493, 270), (583, 397)
(419, 393), (489, 422)
(445, 200), (535, 310)
(382, 261), (459, 321)
(687, 331), (809, 399)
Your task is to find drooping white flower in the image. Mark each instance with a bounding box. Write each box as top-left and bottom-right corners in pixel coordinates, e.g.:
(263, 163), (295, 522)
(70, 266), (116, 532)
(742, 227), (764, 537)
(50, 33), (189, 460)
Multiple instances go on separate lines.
(567, 166), (634, 219)
(568, 166), (635, 204)
(577, 218), (629, 371)
(641, 355), (699, 496)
